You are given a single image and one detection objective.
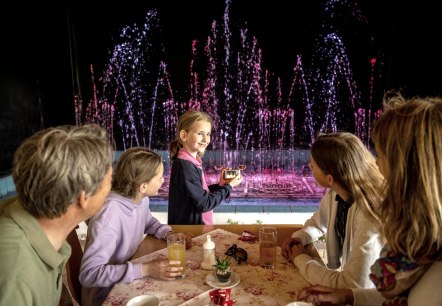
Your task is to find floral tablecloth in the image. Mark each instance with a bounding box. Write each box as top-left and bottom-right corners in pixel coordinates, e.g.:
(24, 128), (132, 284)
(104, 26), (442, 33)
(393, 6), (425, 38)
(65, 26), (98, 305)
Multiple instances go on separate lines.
(103, 228), (311, 306)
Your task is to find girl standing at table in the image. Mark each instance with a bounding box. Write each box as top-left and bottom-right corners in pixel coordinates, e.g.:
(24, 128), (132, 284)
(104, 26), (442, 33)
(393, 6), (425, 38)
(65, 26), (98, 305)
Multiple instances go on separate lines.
(80, 147), (192, 306)
(168, 110), (243, 225)
(298, 97), (442, 305)
(282, 132), (385, 289)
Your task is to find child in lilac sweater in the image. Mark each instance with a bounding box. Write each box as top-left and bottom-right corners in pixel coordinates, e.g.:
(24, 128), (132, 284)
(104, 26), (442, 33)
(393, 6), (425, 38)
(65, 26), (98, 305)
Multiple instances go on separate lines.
(80, 147), (192, 306)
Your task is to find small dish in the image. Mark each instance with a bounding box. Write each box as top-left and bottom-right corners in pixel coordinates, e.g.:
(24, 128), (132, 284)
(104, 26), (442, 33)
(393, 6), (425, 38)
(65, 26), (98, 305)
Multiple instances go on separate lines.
(126, 294), (160, 306)
(286, 302), (313, 306)
(206, 271), (240, 289)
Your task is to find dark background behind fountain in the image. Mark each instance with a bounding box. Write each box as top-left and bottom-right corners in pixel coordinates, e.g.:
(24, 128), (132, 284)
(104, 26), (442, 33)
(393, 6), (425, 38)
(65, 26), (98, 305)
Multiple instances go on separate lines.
(1, 0), (441, 181)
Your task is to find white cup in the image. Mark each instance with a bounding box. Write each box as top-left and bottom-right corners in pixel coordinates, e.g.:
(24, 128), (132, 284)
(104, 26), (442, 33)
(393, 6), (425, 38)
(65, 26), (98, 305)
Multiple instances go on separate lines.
(126, 294), (160, 306)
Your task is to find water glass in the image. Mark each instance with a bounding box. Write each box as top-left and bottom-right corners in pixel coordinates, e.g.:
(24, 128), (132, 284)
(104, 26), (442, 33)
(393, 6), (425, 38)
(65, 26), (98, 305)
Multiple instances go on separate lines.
(167, 233), (187, 274)
(259, 227), (277, 269)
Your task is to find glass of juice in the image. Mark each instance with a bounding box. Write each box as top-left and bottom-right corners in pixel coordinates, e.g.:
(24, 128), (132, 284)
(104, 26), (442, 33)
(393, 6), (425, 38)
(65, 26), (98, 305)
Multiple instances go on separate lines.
(259, 227), (277, 269)
(167, 233), (187, 276)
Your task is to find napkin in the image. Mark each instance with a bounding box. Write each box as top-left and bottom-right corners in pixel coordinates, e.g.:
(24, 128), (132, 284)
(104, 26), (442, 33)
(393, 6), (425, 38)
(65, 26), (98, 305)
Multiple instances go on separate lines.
(178, 289), (211, 306)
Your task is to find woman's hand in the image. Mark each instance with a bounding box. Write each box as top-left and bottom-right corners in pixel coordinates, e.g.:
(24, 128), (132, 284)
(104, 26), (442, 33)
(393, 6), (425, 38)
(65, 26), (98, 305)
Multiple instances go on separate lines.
(298, 284), (354, 305)
(281, 237), (304, 261)
(141, 259), (183, 280)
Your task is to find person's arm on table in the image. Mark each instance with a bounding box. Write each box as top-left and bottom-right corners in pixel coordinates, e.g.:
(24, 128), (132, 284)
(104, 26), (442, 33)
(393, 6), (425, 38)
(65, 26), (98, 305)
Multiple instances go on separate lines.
(298, 285), (354, 305)
(281, 191), (332, 259)
(286, 209), (383, 288)
(298, 285), (384, 306)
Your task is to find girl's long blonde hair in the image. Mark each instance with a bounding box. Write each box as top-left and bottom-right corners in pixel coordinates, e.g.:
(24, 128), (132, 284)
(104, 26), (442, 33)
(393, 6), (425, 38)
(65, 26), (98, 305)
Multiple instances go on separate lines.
(371, 97), (442, 260)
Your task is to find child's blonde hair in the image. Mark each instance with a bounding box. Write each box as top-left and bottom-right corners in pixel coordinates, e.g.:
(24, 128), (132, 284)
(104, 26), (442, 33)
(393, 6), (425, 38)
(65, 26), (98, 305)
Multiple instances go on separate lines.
(168, 110), (213, 160)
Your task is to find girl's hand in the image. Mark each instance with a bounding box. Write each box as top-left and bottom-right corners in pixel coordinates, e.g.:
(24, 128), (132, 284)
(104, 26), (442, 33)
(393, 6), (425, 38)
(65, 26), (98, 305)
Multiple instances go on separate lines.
(141, 259), (183, 280)
(219, 168), (243, 188)
(218, 167), (231, 186)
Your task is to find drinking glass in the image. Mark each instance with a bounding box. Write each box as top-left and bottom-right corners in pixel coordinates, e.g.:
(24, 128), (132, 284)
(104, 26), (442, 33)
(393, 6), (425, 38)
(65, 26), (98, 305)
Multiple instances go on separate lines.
(167, 233), (187, 274)
(259, 227), (277, 269)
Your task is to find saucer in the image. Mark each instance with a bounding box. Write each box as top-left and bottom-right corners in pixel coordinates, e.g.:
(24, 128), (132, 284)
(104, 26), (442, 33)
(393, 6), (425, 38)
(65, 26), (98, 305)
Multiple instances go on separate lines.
(206, 271), (240, 289)
(126, 294), (160, 306)
(286, 302), (313, 306)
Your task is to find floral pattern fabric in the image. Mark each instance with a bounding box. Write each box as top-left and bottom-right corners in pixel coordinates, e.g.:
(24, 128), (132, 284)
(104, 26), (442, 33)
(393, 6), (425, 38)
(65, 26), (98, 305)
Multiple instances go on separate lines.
(103, 229), (311, 305)
(369, 247), (429, 306)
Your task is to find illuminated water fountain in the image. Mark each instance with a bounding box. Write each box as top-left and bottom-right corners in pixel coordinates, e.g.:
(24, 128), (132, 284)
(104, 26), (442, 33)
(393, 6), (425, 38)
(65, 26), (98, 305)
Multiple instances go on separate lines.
(75, 0), (382, 199)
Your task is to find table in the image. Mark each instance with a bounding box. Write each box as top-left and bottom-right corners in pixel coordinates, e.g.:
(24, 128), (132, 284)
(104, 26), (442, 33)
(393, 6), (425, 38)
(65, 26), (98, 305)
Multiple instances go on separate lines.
(132, 224), (308, 259)
(103, 225), (322, 306)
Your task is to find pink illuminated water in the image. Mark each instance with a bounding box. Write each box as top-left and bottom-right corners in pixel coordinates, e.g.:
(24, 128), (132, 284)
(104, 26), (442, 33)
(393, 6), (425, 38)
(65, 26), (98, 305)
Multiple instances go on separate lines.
(75, 0), (382, 199)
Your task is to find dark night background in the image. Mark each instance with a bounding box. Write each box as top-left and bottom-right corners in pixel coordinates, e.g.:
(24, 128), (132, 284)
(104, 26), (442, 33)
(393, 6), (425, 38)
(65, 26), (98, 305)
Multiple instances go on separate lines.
(1, 0), (441, 175)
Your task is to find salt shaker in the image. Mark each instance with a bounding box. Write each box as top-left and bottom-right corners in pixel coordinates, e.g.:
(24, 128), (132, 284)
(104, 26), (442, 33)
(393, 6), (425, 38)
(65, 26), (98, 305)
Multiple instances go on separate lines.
(201, 235), (217, 270)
